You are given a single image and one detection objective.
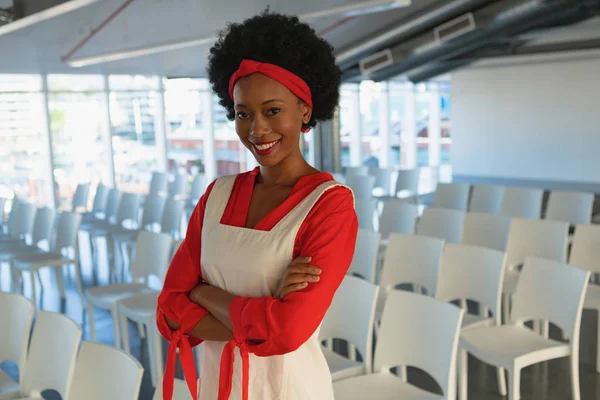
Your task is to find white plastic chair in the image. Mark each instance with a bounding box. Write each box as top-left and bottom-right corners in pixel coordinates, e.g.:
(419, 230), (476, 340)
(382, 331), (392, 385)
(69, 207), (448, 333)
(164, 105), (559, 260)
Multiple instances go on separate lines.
(18, 311), (82, 399)
(370, 167), (393, 196)
(348, 229), (380, 283)
(69, 341), (144, 400)
(459, 257), (590, 400)
(86, 231), (173, 349)
(469, 185), (504, 214)
(0, 292), (35, 399)
(150, 171), (169, 196)
(170, 173), (189, 199)
(354, 198), (377, 231)
(568, 224), (600, 372)
(500, 187), (543, 219)
(461, 212), (511, 252)
(320, 275), (379, 381)
(0, 197), (7, 227)
(333, 290), (464, 400)
(84, 182), (110, 220)
(432, 183), (470, 211)
(0, 200), (36, 243)
(153, 377), (200, 400)
(378, 201), (418, 242)
(378, 233), (444, 314)
(347, 175), (376, 200)
(345, 166), (368, 178)
(0, 207), (55, 258)
(393, 168), (420, 199)
(417, 208), (465, 244)
(12, 212), (84, 310)
(502, 218), (569, 302)
(71, 182), (90, 212)
(545, 190), (594, 225)
(161, 198), (185, 240)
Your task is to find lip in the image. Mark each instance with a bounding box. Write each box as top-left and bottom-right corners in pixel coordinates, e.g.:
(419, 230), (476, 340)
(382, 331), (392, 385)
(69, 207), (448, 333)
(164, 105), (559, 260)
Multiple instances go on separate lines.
(251, 139), (280, 156)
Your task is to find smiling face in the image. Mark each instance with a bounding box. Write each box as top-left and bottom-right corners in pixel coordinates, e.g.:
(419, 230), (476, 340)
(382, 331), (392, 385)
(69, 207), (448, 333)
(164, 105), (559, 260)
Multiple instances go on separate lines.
(232, 73), (312, 167)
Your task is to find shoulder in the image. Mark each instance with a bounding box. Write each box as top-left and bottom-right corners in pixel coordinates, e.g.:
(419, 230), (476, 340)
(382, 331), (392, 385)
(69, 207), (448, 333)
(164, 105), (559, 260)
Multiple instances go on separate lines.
(315, 183), (355, 214)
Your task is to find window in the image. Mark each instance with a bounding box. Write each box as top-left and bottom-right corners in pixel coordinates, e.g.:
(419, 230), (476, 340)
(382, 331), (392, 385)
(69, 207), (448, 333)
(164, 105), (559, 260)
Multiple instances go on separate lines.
(164, 78), (210, 176)
(338, 84), (355, 168)
(389, 81), (409, 167)
(415, 83), (431, 167)
(0, 75), (52, 206)
(359, 80), (380, 167)
(440, 81), (452, 165)
(213, 96), (246, 176)
(109, 75), (162, 194)
(47, 75), (111, 210)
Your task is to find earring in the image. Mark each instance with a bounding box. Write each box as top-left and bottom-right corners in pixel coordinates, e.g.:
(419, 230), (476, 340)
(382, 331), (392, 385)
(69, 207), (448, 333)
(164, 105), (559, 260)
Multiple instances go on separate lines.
(301, 127), (311, 133)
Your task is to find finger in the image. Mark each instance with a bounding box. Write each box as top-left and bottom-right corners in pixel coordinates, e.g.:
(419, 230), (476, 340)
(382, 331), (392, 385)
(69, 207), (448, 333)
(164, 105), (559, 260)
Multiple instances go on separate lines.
(290, 256), (312, 266)
(287, 264), (321, 275)
(283, 273), (320, 285)
(280, 282), (308, 298)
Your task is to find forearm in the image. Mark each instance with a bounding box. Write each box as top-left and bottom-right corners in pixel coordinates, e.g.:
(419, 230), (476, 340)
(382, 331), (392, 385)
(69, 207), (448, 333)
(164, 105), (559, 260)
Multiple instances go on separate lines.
(189, 283), (236, 331)
(164, 313), (233, 341)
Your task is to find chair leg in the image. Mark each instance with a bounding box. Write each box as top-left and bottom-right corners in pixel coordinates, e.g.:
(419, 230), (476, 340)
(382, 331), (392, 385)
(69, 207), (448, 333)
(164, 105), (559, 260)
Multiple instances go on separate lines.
(459, 349), (468, 400)
(497, 367), (507, 396)
(29, 270), (37, 309)
(138, 322), (146, 340)
(148, 324), (163, 388)
(120, 313), (131, 354)
(54, 266), (66, 300)
(88, 302), (97, 341)
(571, 351), (581, 400)
(73, 262), (85, 308)
(541, 320), (549, 339)
(503, 293), (510, 324)
(112, 303), (121, 349)
(597, 310), (600, 373)
(508, 367), (521, 400)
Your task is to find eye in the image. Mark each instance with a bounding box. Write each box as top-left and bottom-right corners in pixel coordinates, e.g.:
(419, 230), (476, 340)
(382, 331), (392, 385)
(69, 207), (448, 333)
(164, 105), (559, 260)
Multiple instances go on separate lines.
(266, 108), (281, 116)
(236, 111), (250, 120)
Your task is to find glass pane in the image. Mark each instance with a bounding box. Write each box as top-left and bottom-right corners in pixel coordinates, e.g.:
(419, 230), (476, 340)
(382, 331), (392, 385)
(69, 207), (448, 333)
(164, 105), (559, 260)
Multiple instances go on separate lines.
(213, 96), (244, 176)
(302, 129), (313, 165)
(389, 83), (408, 167)
(441, 85), (452, 165)
(416, 88), (431, 167)
(0, 92), (52, 205)
(165, 82), (208, 175)
(48, 92), (111, 210)
(109, 75), (160, 91)
(339, 84), (355, 168)
(0, 74), (42, 92)
(48, 74), (104, 91)
(110, 90), (161, 193)
(163, 77), (209, 91)
(359, 80), (380, 167)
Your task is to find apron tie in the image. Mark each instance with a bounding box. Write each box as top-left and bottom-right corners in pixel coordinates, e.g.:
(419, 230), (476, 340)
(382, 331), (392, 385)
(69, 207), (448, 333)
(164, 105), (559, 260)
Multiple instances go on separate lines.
(218, 339), (250, 400)
(163, 330), (198, 400)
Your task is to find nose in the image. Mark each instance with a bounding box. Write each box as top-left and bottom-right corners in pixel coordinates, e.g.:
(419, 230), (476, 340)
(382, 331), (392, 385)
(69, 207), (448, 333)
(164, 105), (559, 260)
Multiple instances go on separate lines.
(250, 114), (270, 138)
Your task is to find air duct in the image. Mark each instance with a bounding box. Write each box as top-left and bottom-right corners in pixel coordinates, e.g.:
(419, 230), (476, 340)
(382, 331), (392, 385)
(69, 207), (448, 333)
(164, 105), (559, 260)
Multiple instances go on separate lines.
(367, 0), (600, 81)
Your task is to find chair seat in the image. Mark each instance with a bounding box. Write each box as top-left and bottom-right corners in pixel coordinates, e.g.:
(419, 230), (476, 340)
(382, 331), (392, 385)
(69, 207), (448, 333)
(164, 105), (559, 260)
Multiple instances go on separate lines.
(0, 245), (42, 261)
(584, 284), (600, 309)
(12, 252), (72, 270)
(502, 269), (520, 294)
(0, 370), (20, 400)
(460, 324), (570, 369)
(321, 346), (366, 381)
(111, 229), (140, 243)
(86, 283), (150, 309)
(333, 372), (443, 400)
(117, 291), (159, 323)
(461, 313), (493, 330)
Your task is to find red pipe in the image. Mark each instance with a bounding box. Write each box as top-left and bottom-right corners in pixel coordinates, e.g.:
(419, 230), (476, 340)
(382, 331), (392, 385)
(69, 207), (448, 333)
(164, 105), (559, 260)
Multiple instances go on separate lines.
(61, 0), (135, 63)
(318, 15), (355, 36)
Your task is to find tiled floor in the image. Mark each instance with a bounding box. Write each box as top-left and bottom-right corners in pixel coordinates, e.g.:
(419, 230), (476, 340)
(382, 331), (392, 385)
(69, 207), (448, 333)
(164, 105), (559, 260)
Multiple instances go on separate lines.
(1, 233), (600, 399)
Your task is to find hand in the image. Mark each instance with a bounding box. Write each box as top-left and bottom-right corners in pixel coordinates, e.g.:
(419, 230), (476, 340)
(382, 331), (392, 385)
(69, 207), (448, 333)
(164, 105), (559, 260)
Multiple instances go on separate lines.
(273, 257), (321, 300)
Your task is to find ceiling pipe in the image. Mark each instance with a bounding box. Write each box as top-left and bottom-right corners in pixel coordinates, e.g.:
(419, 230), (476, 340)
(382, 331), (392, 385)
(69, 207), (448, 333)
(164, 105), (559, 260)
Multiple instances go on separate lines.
(61, 0), (135, 63)
(368, 0), (600, 81)
(334, 0), (496, 69)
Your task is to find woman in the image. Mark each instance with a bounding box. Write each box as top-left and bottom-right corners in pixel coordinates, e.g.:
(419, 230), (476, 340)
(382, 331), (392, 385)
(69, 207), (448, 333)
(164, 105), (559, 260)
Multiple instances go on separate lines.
(157, 11), (358, 400)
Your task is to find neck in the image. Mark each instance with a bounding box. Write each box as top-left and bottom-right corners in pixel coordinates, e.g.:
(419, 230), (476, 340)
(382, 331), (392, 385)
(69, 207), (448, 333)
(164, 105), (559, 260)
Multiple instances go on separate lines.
(258, 150), (315, 186)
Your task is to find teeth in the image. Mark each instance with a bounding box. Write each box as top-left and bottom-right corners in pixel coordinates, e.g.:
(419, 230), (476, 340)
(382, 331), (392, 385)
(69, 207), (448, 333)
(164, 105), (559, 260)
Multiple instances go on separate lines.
(255, 141), (278, 151)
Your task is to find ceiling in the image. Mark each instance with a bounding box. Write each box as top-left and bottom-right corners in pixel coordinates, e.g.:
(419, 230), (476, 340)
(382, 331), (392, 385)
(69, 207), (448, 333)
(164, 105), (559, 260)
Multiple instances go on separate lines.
(0, 0), (444, 76)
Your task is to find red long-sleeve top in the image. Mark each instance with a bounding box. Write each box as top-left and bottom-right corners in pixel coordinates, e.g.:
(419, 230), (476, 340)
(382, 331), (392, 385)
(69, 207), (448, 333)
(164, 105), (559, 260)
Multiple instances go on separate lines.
(156, 168), (358, 399)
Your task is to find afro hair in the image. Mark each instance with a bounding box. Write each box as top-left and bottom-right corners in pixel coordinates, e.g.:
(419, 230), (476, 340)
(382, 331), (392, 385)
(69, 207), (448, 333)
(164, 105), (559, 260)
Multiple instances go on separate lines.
(207, 11), (341, 130)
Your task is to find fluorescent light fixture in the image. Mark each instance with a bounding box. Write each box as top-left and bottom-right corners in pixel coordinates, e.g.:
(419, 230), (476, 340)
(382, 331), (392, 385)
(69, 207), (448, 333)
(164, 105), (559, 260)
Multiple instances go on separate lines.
(66, 36), (216, 67)
(0, 0), (102, 36)
(299, 0), (410, 20)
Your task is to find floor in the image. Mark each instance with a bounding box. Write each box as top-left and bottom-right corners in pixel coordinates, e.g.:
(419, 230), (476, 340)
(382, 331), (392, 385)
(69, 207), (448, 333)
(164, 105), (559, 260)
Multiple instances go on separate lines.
(1, 232), (600, 400)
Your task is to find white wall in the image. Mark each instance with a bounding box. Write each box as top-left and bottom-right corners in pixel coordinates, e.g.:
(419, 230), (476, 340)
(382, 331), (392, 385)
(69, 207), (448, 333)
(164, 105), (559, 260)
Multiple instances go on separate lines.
(451, 55), (600, 185)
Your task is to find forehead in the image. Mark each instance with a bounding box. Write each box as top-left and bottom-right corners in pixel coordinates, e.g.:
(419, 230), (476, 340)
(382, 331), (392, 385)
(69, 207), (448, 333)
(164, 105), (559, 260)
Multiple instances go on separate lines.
(232, 73), (297, 104)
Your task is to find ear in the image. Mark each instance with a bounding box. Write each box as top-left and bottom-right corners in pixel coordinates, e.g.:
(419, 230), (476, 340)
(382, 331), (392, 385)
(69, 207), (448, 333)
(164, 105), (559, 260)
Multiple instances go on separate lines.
(301, 102), (312, 125)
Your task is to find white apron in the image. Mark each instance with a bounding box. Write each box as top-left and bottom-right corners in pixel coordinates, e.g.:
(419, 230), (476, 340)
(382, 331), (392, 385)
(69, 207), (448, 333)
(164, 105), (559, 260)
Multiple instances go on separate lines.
(199, 174), (341, 400)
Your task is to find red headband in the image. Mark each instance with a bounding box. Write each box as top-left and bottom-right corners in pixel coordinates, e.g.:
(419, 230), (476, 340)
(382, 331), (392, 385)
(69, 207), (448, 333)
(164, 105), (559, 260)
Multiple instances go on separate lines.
(228, 59), (313, 109)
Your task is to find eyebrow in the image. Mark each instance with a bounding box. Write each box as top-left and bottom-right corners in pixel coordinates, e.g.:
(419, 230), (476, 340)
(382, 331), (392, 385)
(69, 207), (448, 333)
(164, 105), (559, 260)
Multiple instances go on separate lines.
(235, 99), (284, 108)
